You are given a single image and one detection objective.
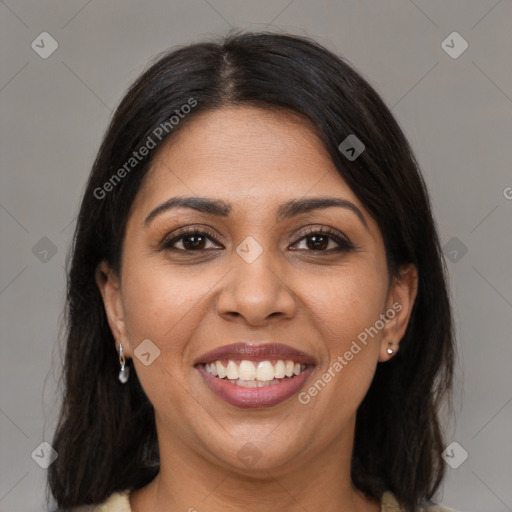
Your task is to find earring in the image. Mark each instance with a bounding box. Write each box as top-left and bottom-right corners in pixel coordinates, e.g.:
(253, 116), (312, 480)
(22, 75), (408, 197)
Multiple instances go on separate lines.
(118, 342), (130, 384)
(387, 340), (396, 356)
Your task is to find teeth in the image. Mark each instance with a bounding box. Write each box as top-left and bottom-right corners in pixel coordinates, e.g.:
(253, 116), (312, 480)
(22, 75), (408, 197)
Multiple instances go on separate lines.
(238, 360), (256, 380)
(226, 360), (238, 379)
(216, 361), (226, 379)
(256, 361), (275, 381)
(204, 359), (308, 382)
(232, 378), (282, 388)
(275, 360), (285, 379)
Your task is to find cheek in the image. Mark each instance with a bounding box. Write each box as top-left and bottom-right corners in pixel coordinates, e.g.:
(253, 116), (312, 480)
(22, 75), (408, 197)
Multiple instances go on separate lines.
(297, 264), (387, 411)
(121, 257), (206, 341)
(302, 264), (388, 349)
(119, 259), (208, 413)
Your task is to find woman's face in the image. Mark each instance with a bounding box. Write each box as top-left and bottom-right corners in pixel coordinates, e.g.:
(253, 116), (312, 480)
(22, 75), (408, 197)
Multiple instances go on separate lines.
(98, 106), (417, 475)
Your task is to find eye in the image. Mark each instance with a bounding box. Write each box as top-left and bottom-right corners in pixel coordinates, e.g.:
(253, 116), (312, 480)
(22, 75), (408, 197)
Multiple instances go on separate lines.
(160, 228), (223, 251)
(160, 226), (355, 254)
(291, 227), (355, 252)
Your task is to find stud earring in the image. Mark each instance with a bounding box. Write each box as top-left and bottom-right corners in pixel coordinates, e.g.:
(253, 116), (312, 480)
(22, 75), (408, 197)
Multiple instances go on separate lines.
(387, 340), (396, 356)
(118, 342), (130, 384)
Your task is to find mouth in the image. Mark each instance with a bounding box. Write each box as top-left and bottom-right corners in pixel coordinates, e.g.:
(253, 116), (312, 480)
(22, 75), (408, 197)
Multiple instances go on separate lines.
(204, 358), (309, 385)
(194, 343), (316, 409)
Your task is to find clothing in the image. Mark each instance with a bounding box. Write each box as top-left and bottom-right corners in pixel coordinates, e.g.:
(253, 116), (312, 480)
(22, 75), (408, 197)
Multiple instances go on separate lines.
(88, 489), (458, 511)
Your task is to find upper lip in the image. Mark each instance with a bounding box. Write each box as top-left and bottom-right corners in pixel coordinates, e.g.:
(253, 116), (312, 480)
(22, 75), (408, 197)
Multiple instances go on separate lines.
(194, 342), (316, 365)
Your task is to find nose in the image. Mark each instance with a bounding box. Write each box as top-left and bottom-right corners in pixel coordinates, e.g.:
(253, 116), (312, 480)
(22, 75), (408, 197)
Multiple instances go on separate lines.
(216, 250), (297, 326)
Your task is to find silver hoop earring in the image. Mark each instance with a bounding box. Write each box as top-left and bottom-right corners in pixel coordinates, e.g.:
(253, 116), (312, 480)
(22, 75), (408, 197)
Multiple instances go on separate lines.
(118, 343), (130, 384)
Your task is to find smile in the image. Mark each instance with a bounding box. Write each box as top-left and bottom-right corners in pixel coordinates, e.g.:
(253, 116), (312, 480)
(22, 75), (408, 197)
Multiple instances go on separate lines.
(194, 342), (316, 408)
(204, 359), (308, 387)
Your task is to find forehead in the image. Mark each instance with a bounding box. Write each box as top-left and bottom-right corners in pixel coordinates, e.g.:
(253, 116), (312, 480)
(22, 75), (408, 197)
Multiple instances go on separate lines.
(131, 106), (365, 219)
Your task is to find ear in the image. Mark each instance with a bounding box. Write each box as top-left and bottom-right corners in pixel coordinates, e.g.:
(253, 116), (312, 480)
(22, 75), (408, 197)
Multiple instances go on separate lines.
(95, 261), (131, 358)
(378, 264), (418, 362)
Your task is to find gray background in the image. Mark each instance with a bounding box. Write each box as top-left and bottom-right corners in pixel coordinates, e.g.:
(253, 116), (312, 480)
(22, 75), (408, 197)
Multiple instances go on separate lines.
(1, 1), (511, 511)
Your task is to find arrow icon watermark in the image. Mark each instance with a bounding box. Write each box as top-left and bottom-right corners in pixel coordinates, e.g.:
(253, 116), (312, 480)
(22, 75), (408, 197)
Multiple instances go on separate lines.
(236, 236), (263, 263)
(134, 339), (161, 366)
(338, 134), (365, 161)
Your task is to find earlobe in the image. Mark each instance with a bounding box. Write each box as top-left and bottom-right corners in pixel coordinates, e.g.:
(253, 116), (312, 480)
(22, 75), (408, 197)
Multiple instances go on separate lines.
(386, 340), (396, 356)
(95, 261), (130, 355)
(378, 264), (418, 362)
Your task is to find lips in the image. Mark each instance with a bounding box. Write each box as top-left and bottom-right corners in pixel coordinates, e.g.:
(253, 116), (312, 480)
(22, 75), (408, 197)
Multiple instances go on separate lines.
(197, 363), (315, 408)
(194, 342), (316, 409)
(194, 342), (316, 366)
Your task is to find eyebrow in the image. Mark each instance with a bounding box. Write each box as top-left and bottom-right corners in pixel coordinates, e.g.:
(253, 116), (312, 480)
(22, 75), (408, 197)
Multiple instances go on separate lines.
(144, 196), (368, 230)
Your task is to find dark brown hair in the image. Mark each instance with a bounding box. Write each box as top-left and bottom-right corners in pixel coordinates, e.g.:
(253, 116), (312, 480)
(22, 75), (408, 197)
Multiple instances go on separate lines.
(47, 31), (454, 512)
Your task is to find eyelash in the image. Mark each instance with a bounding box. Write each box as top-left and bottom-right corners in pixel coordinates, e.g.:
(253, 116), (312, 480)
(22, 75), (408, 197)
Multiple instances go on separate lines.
(160, 226), (355, 254)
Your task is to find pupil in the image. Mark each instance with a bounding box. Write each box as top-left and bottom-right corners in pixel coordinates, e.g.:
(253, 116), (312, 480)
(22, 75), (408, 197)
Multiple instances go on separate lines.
(184, 235), (205, 250)
(307, 235), (328, 250)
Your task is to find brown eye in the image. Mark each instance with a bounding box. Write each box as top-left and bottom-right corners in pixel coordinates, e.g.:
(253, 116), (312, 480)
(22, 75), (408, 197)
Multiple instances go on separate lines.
(179, 233), (207, 250)
(161, 229), (222, 251)
(303, 233), (330, 250)
(291, 228), (354, 252)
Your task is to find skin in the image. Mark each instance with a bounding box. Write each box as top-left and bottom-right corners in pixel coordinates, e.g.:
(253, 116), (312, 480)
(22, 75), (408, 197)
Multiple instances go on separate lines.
(96, 106), (418, 512)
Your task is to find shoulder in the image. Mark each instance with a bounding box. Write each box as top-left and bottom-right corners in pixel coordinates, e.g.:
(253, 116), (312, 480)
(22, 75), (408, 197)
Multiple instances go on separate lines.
(70, 491), (131, 512)
(94, 491), (131, 512)
(381, 491), (461, 512)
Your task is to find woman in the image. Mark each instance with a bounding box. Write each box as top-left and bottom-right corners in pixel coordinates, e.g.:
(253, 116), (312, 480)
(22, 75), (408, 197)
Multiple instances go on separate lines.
(47, 32), (456, 511)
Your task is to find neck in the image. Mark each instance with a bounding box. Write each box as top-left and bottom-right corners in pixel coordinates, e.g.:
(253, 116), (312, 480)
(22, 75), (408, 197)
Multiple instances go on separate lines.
(130, 418), (380, 512)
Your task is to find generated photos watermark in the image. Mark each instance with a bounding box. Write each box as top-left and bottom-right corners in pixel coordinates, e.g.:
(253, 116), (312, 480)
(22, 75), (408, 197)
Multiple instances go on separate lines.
(298, 301), (402, 405)
(93, 97), (197, 200)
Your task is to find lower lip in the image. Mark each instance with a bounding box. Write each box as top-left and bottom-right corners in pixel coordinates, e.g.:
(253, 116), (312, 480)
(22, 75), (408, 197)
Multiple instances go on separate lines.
(196, 364), (315, 409)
